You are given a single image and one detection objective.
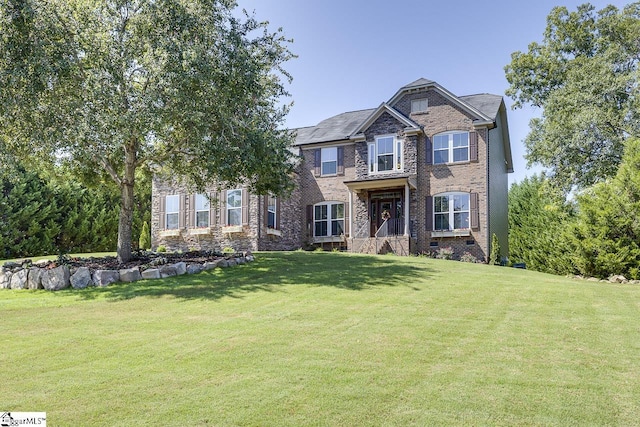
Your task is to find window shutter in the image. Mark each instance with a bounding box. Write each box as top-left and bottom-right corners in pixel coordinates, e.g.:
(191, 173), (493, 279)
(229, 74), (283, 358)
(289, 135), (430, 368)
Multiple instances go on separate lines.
(469, 131), (478, 162)
(344, 202), (350, 237)
(275, 198), (281, 230)
(306, 204), (313, 237)
(241, 189), (249, 225)
(425, 136), (432, 165)
(178, 194), (186, 229)
(221, 191), (227, 226)
(159, 196), (166, 230)
(263, 195), (269, 228)
(209, 192), (217, 226)
(314, 149), (321, 177)
(425, 197), (433, 231)
(187, 194), (195, 228)
(470, 192), (479, 230)
(337, 146), (344, 175)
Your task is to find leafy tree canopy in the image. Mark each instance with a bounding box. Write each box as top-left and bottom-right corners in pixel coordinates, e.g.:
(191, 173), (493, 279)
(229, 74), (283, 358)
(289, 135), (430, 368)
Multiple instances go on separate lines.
(0, 0), (295, 262)
(505, 2), (640, 191)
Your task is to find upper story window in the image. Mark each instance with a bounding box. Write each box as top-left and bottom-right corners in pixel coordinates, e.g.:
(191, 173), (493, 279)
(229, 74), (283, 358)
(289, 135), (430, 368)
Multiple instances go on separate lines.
(433, 131), (469, 164)
(368, 136), (403, 174)
(314, 202), (344, 237)
(195, 194), (210, 228)
(411, 98), (428, 113)
(321, 147), (337, 176)
(433, 193), (469, 231)
(267, 195), (277, 229)
(226, 189), (242, 226)
(165, 195), (180, 230)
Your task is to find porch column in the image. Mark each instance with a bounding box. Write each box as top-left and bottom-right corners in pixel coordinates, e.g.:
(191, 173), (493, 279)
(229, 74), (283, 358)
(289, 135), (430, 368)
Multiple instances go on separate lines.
(404, 182), (410, 236)
(348, 189), (353, 239)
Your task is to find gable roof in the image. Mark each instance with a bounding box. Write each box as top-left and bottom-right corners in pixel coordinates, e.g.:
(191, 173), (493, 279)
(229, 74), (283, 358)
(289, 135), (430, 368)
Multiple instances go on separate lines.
(459, 94), (503, 121)
(350, 103), (421, 137)
(294, 78), (508, 147)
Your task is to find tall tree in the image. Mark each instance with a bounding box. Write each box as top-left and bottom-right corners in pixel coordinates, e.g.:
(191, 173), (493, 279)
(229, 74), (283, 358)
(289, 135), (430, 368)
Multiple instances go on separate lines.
(508, 175), (576, 275)
(571, 138), (640, 279)
(0, 0), (295, 262)
(505, 2), (640, 191)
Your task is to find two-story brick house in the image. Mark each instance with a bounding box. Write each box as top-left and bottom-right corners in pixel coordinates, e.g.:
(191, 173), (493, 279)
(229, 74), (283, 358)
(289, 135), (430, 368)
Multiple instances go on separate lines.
(151, 78), (513, 261)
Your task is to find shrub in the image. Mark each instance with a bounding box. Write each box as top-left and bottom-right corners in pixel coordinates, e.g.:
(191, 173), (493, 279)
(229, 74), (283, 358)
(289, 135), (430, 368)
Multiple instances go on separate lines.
(222, 247), (235, 254)
(460, 252), (480, 263)
(489, 234), (501, 265)
(156, 245), (167, 253)
(435, 247), (454, 260)
(138, 221), (151, 250)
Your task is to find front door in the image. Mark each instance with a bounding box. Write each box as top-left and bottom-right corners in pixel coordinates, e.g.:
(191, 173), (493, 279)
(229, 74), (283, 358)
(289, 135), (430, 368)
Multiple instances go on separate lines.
(370, 192), (403, 237)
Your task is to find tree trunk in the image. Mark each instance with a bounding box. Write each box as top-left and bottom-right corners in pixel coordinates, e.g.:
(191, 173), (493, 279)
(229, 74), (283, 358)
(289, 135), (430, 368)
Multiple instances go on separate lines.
(117, 145), (137, 263)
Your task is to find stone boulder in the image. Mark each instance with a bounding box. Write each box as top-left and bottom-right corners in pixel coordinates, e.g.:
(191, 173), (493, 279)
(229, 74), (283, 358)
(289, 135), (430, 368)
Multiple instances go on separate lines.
(609, 275), (628, 284)
(0, 270), (12, 289)
(42, 266), (70, 291)
(159, 265), (177, 278)
(141, 269), (161, 280)
(217, 259), (229, 268)
(186, 264), (204, 275)
(70, 267), (93, 289)
(227, 258), (237, 267)
(28, 267), (45, 290)
(119, 266), (142, 283)
(10, 268), (29, 289)
(174, 262), (187, 275)
(93, 270), (120, 287)
(202, 261), (218, 271)
(236, 257), (246, 265)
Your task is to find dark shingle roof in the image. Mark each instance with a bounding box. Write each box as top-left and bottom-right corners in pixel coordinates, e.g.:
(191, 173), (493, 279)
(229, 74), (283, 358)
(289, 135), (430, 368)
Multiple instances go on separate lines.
(459, 94), (503, 120)
(294, 109), (375, 146)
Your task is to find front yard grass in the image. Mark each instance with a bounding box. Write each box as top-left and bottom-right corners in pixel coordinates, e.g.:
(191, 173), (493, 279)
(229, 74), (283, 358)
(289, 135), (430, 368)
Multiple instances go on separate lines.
(1, 251), (639, 426)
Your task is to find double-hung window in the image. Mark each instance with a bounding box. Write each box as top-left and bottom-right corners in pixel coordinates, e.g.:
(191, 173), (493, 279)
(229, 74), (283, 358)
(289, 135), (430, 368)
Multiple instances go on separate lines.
(267, 195), (277, 229)
(321, 147), (337, 176)
(226, 189), (242, 226)
(433, 193), (470, 231)
(314, 202), (344, 237)
(368, 136), (403, 174)
(165, 195), (180, 230)
(433, 131), (469, 164)
(195, 194), (210, 228)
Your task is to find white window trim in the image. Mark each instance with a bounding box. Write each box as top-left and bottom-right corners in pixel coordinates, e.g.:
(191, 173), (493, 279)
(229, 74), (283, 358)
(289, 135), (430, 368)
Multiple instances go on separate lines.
(267, 194), (278, 230)
(433, 131), (469, 165)
(411, 98), (428, 113)
(226, 188), (242, 226)
(194, 193), (210, 228)
(368, 135), (403, 175)
(321, 147), (338, 176)
(313, 201), (345, 239)
(433, 192), (471, 232)
(165, 195), (180, 230)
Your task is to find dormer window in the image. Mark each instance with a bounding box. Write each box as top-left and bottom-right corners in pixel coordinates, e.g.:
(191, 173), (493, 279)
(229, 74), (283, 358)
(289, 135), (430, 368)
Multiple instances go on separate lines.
(411, 98), (428, 113)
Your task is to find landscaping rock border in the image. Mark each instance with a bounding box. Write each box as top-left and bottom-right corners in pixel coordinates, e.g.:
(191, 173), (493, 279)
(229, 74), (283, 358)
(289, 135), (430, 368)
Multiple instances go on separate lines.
(0, 251), (255, 291)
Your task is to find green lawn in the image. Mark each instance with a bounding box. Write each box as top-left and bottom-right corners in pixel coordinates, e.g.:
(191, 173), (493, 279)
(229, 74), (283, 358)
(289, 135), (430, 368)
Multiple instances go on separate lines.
(1, 252), (639, 426)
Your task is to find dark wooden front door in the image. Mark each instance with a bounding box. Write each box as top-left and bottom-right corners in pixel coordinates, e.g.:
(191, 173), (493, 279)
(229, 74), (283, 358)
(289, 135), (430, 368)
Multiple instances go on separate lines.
(370, 193), (403, 237)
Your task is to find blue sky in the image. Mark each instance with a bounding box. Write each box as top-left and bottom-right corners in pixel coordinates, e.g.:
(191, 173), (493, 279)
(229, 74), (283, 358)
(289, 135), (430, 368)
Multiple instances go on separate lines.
(236, 0), (630, 184)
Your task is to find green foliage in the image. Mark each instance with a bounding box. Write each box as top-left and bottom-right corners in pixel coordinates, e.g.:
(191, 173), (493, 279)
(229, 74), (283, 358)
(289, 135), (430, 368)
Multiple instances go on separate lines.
(505, 3), (640, 190)
(435, 247), (454, 260)
(138, 222), (151, 251)
(489, 234), (502, 266)
(508, 175), (576, 274)
(571, 138), (640, 279)
(156, 245), (167, 253)
(0, 0), (295, 262)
